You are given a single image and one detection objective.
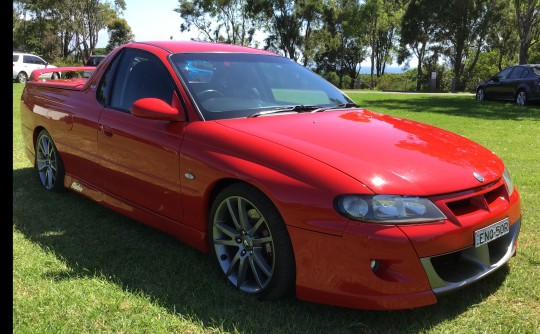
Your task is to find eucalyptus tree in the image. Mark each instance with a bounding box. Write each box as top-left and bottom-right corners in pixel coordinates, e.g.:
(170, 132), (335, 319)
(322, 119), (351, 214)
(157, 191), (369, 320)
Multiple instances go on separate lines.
(106, 17), (135, 52)
(487, 1), (519, 70)
(514, 0), (539, 64)
(175, 0), (260, 46)
(360, 0), (405, 88)
(435, 0), (503, 91)
(398, 0), (439, 91)
(315, 0), (366, 88)
(13, 0), (126, 62)
(246, 0), (324, 63)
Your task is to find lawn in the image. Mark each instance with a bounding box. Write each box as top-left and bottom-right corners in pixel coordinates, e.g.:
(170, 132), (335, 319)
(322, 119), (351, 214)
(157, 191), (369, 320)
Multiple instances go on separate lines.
(13, 84), (540, 333)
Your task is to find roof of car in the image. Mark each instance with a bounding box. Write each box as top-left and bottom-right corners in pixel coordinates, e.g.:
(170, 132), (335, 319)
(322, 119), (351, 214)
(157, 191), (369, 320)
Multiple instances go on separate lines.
(128, 40), (278, 56)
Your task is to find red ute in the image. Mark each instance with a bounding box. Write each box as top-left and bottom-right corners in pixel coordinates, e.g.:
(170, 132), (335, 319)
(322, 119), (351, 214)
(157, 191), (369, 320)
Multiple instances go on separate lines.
(20, 41), (521, 310)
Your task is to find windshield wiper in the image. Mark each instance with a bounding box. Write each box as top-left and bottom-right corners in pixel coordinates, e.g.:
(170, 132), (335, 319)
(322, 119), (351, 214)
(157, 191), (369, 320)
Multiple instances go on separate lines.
(332, 102), (359, 109)
(249, 103), (359, 118)
(309, 102), (360, 113)
(249, 105), (322, 118)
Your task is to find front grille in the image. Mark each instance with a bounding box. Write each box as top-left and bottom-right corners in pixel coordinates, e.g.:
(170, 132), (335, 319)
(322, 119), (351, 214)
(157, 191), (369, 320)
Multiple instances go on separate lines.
(444, 183), (508, 219)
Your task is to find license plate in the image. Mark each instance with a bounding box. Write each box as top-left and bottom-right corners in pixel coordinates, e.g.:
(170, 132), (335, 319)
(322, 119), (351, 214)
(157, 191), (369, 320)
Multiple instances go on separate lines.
(474, 218), (510, 247)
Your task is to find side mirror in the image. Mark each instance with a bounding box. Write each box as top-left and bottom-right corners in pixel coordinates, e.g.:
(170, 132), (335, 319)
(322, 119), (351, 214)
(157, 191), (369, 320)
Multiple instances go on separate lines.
(491, 75), (499, 82)
(131, 98), (186, 122)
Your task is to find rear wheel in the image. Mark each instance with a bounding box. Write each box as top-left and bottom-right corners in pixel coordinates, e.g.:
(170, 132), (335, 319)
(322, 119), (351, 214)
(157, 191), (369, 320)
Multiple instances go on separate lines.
(516, 90), (528, 106)
(35, 130), (65, 191)
(209, 183), (295, 300)
(17, 72), (28, 83)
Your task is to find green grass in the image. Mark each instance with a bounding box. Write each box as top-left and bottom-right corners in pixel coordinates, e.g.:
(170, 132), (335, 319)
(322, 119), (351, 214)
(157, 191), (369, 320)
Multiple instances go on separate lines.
(13, 84), (540, 333)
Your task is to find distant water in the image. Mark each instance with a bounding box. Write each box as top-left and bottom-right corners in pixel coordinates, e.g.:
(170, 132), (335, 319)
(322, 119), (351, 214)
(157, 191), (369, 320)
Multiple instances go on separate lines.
(359, 66), (408, 74)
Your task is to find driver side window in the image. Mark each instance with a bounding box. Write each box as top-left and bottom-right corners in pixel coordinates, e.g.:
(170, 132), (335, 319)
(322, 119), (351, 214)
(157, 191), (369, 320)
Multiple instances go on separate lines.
(109, 49), (175, 112)
(497, 67), (513, 80)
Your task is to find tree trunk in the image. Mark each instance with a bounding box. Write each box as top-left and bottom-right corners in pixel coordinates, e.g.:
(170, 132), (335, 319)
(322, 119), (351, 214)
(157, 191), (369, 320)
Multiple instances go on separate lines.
(416, 62), (423, 91)
(519, 42), (529, 64)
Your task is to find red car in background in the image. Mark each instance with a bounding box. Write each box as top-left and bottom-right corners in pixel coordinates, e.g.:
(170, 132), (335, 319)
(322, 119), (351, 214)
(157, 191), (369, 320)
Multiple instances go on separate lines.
(20, 41), (521, 310)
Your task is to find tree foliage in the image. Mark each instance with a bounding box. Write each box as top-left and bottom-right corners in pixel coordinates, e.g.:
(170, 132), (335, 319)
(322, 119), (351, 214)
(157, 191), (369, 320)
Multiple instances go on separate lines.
(175, 0), (259, 46)
(434, 0), (502, 91)
(514, 0), (540, 64)
(398, 0), (440, 91)
(12, 0), (539, 92)
(13, 0), (127, 62)
(106, 17), (134, 52)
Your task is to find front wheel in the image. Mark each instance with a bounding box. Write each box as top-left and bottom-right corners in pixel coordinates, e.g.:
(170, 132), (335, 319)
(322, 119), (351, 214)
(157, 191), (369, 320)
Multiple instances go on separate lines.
(209, 183), (295, 301)
(516, 90), (528, 106)
(35, 130), (65, 191)
(476, 88), (485, 101)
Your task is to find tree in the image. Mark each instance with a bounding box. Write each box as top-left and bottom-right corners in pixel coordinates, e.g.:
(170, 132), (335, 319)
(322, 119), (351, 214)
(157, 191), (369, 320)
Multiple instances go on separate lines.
(315, 0), (366, 88)
(13, 0), (127, 62)
(435, 0), (502, 91)
(514, 0), (540, 64)
(360, 0), (404, 89)
(398, 0), (439, 91)
(247, 0), (325, 65)
(486, 1), (519, 70)
(175, 0), (259, 46)
(106, 18), (134, 52)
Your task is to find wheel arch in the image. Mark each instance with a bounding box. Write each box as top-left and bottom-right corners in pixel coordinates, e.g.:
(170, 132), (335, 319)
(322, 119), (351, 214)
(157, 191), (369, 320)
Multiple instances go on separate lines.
(32, 126), (48, 159)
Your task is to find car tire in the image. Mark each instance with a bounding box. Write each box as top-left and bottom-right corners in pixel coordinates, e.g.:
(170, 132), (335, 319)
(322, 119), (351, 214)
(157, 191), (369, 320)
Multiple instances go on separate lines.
(476, 88), (485, 101)
(516, 90), (528, 106)
(35, 130), (65, 191)
(209, 183), (295, 301)
(51, 72), (60, 80)
(17, 72), (28, 84)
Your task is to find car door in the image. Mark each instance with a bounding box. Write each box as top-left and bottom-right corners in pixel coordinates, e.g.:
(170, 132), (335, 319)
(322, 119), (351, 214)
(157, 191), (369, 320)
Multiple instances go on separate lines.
(506, 66), (526, 98)
(485, 67), (513, 99)
(23, 55), (42, 76)
(97, 48), (186, 223)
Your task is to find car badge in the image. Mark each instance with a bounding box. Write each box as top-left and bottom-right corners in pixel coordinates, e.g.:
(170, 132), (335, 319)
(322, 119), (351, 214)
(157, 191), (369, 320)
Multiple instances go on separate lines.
(473, 172), (484, 183)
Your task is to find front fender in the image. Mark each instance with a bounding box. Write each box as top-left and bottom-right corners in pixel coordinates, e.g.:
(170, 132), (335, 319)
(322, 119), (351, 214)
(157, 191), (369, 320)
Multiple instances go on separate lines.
(178, 121), (373, 237)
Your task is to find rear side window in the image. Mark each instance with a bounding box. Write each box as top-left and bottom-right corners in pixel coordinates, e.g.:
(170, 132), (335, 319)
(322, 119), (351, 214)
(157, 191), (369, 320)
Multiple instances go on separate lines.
(13, 55), (19, 62)
(508, 67), (526, 79)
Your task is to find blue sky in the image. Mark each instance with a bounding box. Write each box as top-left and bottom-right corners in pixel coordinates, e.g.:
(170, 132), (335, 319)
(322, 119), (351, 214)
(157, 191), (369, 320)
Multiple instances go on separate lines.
(97, 0), (196, 48)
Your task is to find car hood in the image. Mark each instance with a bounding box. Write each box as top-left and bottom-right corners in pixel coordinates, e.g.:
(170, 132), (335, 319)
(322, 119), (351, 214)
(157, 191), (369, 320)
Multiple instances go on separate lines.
(215, 109), (503, 196)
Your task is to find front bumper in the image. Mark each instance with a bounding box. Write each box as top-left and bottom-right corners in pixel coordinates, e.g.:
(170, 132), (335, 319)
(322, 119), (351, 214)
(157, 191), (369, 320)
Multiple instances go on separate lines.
(421, 219), (519, 295)
(289, 178), (521, 310)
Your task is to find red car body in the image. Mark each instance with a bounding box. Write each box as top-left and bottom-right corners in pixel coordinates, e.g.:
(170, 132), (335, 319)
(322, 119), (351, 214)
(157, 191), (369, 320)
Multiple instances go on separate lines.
(20, 41), (521, 310)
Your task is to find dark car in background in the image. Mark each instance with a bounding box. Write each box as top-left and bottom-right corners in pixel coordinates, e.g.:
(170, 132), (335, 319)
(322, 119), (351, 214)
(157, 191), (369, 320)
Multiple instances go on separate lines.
(83, 55), (107, 78)
(476, 64), (540, 106)
(84, 55), (106, 66)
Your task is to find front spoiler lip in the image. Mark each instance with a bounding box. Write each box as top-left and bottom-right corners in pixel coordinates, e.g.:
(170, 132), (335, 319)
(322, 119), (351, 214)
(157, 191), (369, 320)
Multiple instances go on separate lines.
(420, 218), (520, 296)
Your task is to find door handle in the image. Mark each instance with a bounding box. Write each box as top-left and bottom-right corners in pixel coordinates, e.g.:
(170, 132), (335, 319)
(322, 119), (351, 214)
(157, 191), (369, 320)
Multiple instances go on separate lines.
(99, 125), (113, 137)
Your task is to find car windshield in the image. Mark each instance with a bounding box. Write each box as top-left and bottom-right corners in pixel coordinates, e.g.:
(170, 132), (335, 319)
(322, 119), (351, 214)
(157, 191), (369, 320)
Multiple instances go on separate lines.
(170, 53), (353, 120)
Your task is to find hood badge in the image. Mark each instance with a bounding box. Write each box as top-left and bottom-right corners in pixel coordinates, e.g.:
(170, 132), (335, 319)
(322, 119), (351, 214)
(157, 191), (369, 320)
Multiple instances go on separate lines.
(473, 172), (485, 183)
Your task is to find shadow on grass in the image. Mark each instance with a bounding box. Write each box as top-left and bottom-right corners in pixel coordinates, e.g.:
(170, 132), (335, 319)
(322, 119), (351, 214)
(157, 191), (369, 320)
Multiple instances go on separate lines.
(13, 167), (510, 334)
(349, 94), (540, 121)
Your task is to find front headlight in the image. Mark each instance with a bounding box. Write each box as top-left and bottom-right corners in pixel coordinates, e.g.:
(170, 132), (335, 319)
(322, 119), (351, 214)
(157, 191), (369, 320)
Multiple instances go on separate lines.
(335, 195), (446, 224)
(503, 167), (514, 196)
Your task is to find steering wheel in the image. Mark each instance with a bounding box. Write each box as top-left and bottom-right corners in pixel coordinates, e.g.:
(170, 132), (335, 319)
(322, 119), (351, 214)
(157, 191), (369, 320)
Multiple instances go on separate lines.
(197, 89), (224, 101)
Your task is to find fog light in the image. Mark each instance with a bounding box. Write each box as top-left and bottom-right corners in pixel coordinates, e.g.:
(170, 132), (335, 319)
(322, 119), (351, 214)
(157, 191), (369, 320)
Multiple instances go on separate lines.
(370, 259), (379, 272)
